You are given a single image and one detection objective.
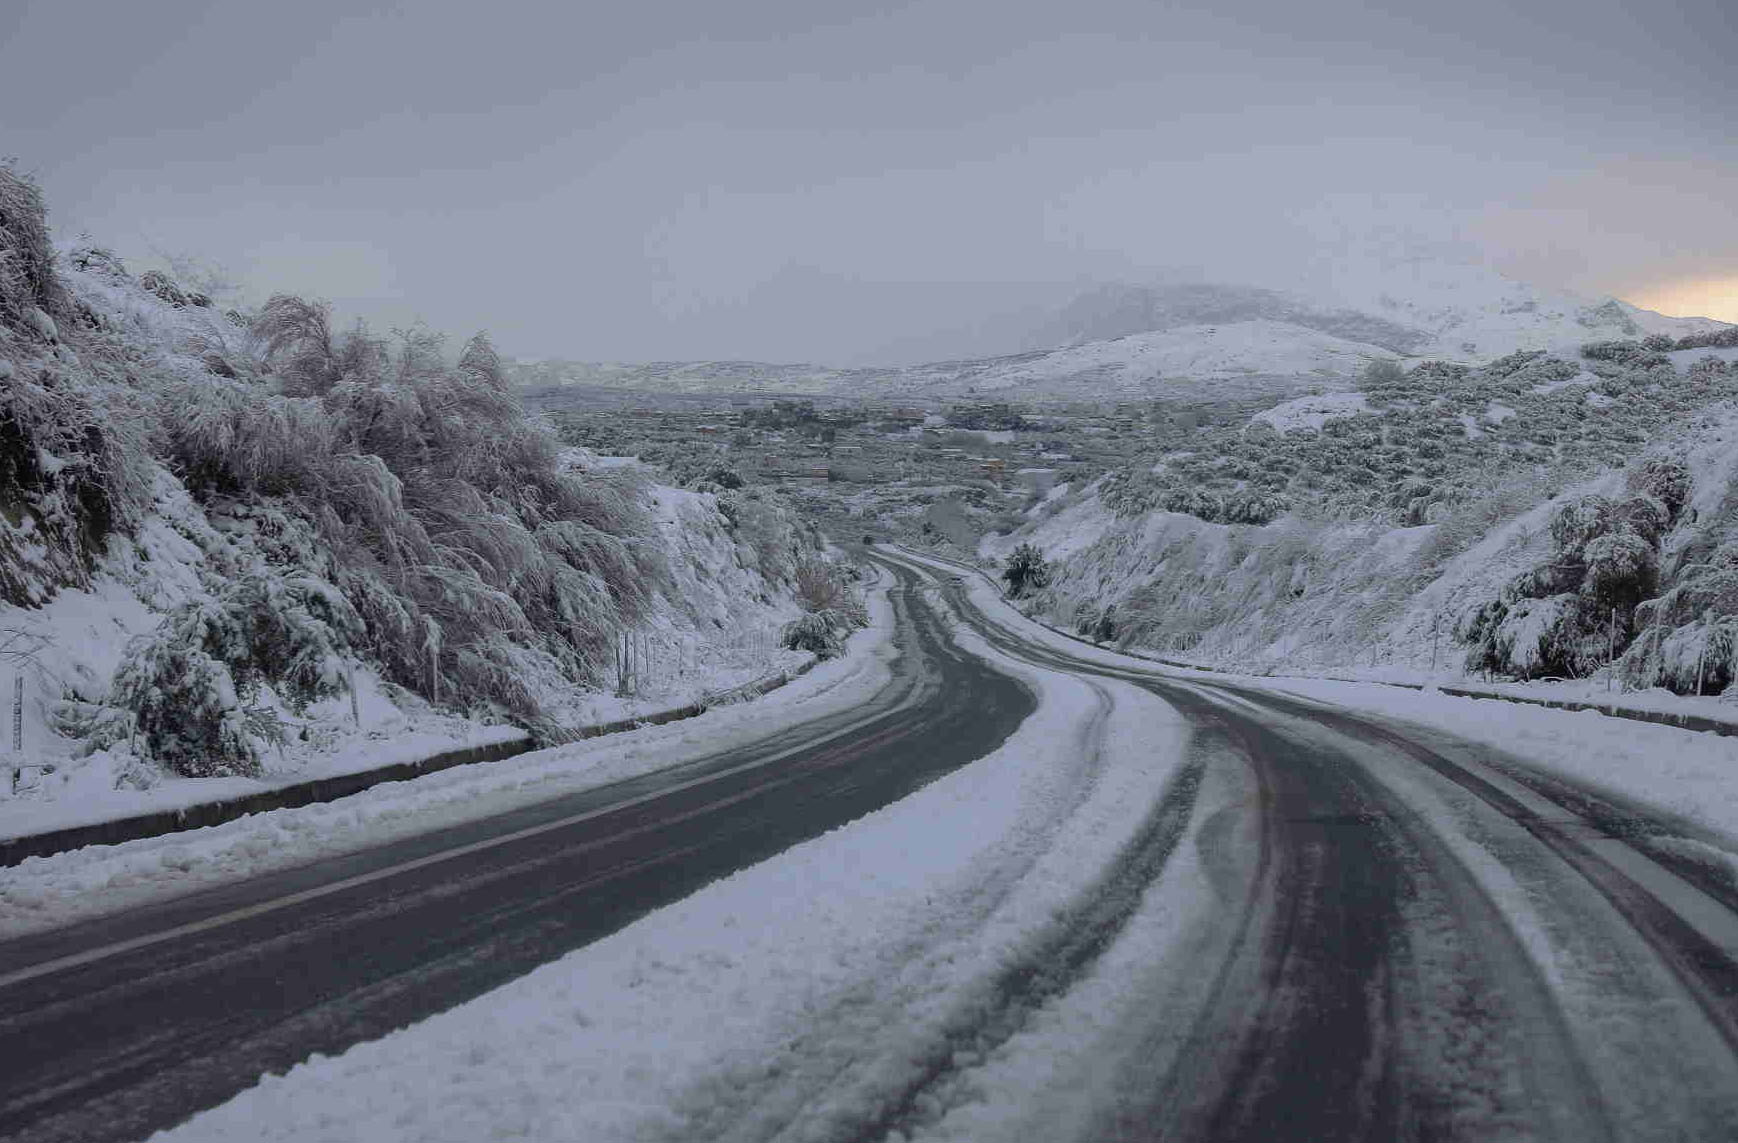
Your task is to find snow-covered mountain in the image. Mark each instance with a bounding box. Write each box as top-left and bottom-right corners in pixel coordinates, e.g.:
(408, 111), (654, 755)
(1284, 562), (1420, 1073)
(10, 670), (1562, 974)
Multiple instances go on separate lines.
(1308, 257), (1727, 359)
(517, 268), (1734, 405)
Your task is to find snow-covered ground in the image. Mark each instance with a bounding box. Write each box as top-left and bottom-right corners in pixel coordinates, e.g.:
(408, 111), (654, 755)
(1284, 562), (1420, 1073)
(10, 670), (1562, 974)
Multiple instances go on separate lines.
(150, 565), (1194, 1143)
(932, 320), (1398, 396)
(0, 576), (888, 940)
(0, 472), (807, 843)
(986, 401), (1738, 720)
(1668, 346), (1738, 369)
(143, 545), (1738, 1143)
(1260, 678), (1738, 849)
(1248, 390), (1368, 433)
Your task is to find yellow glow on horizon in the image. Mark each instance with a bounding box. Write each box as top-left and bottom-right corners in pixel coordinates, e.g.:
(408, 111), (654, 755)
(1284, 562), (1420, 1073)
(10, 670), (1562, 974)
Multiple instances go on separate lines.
(1622, 277), (1738, 324)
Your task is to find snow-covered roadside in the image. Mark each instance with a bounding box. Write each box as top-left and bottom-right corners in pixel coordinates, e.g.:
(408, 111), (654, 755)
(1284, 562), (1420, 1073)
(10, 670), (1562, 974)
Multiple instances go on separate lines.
(0, 478), (811, 843)
(1258, 678), (1738, 850)
(897, 547), (1738, 856)
(149, 577), (1192, 1143)
(0, 578), (891, 940)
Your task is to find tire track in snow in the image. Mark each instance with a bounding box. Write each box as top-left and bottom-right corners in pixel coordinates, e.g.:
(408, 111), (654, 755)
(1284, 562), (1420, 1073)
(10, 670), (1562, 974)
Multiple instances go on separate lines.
(644, 672), (1122, 1143)
(1089, 684), (1615, 1143)
(893, 556), (1636, 1140)
(1226, 685), (1738, 1062)
(646, 562), (1204, 1143)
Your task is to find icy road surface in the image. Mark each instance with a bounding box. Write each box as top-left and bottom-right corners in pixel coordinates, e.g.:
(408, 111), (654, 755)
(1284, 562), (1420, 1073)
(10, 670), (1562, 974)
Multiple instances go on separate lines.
(5, 551), (1738, 1142)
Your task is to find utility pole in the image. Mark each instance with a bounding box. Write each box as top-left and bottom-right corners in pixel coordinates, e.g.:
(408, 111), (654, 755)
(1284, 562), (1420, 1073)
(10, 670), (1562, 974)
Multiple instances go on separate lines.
(1430, 612), (1441, 675)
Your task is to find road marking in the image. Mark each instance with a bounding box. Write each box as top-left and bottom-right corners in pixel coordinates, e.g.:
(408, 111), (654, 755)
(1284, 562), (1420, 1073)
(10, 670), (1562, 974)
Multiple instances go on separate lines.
(0, 691), (923, 992)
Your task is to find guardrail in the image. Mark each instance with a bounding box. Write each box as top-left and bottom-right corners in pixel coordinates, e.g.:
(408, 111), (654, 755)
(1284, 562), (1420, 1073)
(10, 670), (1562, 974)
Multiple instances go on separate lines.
(1, 658), (822, 868)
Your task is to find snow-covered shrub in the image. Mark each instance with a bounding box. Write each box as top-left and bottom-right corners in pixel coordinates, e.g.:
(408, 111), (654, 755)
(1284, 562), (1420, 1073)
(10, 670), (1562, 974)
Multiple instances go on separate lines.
(1614, 494), (1670, 546)
(1463, 491), (1664, 679)
(112, 635), (256, 776)
(1003, 542), (1050, 599)
(1626, 455), (1692, 522)
(0, 166), (156, 604)
(793, 557), (850, 612)
(1580, 530), (1658, 611)
(109, 570), (361, 775)
(0, 164), (75, 345)
(1548, 494), (1615, 554)
(780, 612), (842, 658)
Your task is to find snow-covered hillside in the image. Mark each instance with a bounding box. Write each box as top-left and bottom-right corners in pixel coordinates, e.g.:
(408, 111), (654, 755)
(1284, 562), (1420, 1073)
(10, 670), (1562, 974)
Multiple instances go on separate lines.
(983, 398), (1738, 698)
(515, 271), (1733, 407)
(0, 166), (831, 830)
(1313, 257), (1728, 361)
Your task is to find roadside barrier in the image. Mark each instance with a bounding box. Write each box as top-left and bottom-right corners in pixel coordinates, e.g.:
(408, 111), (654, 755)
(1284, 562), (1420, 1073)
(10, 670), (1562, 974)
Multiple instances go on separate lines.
(0, 658), (822, 868)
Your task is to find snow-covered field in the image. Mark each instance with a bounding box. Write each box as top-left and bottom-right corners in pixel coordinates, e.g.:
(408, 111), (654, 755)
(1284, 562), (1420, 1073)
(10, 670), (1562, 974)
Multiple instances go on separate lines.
(0, 577), (888, 940)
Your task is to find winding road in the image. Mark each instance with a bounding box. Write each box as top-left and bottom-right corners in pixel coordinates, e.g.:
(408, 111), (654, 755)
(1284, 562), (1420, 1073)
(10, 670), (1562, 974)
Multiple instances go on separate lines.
(4, 548), (1738, 1141)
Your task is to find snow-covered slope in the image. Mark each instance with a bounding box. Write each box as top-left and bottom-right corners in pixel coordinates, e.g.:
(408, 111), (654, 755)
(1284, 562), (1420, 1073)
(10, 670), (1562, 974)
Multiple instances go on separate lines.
(983, 401), (1738, 695)
(894, 320), (1399, 402)
(0, 166), (828, 833)
(514, 320), (1401, 406)
(518, 270), (1733, 407)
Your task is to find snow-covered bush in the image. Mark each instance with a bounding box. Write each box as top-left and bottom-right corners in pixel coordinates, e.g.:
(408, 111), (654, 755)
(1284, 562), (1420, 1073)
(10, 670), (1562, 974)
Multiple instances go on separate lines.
(1002, 543), (1050, 599)
(110, 571), (360, 775)
(1463, 492), (1661, 679)
(780, 612), (843, 658)
(1625, 455), (1691, 522)
(0, 165), (158, 605)
(137, 313), (674, 731)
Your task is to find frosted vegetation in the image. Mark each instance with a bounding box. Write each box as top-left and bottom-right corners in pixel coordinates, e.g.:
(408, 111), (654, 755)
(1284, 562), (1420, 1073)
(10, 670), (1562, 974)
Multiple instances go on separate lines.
(1009, 342), (1738, 696)
(0, 166), (820, 779)
(1101, 347), (1738, 528)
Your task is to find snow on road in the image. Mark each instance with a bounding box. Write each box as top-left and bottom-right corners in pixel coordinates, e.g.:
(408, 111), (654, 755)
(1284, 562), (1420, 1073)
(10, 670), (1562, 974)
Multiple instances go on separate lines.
(1261, 678), (1738, 874)
(70, 546), (1736, 1143)
(148, 581), (1194, 1143)
(0, 579), (893, 940)
(909, 548), (1738, 866)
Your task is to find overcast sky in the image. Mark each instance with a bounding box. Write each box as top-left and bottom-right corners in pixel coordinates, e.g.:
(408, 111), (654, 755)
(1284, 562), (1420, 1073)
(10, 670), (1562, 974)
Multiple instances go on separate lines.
(4, 0), (1734, 363)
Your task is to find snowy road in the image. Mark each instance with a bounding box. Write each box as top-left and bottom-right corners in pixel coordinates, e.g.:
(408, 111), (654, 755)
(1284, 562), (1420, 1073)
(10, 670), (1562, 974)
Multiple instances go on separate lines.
(0, 562), (1031, 1143)
(896, 551), (1738, 1141)
(7, 554), (1738, 1143)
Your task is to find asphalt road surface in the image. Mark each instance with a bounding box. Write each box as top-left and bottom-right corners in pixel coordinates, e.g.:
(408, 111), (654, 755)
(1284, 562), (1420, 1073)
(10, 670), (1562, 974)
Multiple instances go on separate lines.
(878, 549), (1738, 1142)
(0, 561), (1032, 1143)
(8, 549), (1738, 1142)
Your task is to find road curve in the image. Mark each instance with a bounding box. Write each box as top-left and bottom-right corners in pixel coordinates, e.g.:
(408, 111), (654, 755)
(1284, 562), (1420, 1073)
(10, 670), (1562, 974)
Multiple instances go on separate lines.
(871, 547), (1738, 1143)
(0, 561), (1034, 1143)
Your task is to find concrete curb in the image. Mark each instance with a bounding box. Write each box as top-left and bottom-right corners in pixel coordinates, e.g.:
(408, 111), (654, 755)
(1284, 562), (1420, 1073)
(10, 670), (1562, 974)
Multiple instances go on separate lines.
(892, 545), (1738, 741)
(0, 657), (823, 868)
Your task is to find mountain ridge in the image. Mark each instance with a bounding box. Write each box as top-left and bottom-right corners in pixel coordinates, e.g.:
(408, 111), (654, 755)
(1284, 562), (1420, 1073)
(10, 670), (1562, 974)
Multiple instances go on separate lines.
(516, 272), (1734, 405)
